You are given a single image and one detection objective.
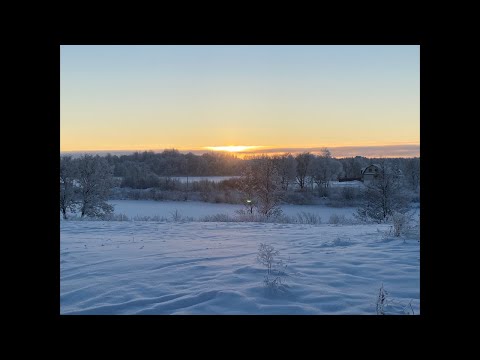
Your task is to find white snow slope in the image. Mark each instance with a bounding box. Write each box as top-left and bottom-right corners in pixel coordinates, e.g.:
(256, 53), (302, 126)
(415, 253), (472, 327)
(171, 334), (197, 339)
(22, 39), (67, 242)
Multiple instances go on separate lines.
(60, 221), (420, 315)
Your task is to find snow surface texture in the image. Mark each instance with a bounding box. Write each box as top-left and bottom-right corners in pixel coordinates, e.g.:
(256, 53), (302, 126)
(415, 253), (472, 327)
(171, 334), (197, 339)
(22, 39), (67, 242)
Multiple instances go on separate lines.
(60, 221), (420, 315)
(109, 200), (358, 220)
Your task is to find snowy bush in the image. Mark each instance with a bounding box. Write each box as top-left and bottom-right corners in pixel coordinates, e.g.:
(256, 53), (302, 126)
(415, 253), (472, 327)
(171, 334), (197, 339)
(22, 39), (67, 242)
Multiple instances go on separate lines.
(392, 212), (407, 237)
(401, 212), (420, 241)
(234, 208), (257, 222)
(375, 284), (415, 315)
(381, 211), (419, 241)
(376, 283), (388, 315)
(257, 243), (289, 293)
(170, 210), (182, 221)
(331, 236), (353, 246)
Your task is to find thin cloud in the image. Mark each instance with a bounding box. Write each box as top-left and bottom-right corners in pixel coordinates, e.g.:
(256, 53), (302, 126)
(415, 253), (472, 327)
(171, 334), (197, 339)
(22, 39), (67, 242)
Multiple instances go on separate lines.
(232, 144), (420, 158)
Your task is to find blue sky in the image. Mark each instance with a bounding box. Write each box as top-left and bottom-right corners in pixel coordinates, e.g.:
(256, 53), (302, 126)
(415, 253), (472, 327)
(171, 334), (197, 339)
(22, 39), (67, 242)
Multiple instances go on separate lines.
(61, 45), (419, 156)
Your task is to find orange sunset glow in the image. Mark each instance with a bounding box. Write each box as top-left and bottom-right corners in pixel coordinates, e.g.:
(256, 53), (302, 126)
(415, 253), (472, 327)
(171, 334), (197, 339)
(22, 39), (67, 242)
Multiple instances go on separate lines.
(204, 146), (261, 153)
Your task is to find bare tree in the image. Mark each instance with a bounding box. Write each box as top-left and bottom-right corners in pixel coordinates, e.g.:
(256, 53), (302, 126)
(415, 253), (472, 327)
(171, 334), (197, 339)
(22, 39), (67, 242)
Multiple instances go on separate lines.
(295, 152), (313, 190)
(77, 155), (114, 218)
(60, 156), (78, 219)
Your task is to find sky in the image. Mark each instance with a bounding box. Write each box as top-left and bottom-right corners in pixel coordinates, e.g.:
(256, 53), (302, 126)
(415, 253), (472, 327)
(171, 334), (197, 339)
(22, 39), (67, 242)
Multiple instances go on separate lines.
(60, 45), (420, 157)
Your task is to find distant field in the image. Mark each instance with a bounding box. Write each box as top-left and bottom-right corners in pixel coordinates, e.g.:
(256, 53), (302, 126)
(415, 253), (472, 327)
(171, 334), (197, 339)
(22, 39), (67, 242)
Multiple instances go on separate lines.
(108, 200), (358, 221)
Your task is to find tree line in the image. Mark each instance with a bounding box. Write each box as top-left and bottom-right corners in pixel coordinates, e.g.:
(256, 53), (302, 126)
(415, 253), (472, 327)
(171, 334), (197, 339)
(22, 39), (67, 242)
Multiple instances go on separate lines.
(91, 148), (419, 191)
(61, 149), (420, 222)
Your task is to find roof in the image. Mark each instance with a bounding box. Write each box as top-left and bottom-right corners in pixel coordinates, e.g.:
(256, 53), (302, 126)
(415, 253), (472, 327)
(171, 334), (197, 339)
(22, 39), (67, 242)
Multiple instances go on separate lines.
(361, 164), (382, 175)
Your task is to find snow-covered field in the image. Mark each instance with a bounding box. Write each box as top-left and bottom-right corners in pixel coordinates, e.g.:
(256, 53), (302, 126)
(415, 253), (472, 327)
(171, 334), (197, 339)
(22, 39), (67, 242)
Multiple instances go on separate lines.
(60, 221), (420, 315)
(329, 180), (364, 188)
(172, 177), (362, 188)
(109, 200), (358, 221)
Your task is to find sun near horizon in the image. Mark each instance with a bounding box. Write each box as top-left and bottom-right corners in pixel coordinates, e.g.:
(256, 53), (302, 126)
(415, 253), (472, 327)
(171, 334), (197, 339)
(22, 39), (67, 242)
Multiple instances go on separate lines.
(204, 145), (261, 153)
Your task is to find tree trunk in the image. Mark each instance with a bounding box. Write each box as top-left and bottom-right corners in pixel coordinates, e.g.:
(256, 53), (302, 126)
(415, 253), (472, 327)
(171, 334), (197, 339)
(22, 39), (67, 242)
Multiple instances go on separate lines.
(62, 208), (68, 220)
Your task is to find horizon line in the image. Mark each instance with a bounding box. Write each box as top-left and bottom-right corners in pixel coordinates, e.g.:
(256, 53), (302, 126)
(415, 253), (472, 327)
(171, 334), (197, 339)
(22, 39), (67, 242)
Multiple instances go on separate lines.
(60, 143), (420, 158)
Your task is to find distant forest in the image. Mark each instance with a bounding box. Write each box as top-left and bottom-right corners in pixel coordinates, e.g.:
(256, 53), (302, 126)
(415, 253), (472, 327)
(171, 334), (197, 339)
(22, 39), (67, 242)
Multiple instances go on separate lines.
(109, 150), (242, 182)
(97, 149), (419, 190)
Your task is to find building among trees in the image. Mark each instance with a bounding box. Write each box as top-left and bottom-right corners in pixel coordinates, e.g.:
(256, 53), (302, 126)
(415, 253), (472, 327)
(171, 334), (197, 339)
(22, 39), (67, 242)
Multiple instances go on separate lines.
(361, 164), (381, 184)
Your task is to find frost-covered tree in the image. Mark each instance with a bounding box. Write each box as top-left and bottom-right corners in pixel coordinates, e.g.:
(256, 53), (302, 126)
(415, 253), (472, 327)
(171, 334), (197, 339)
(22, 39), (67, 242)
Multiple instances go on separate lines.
(320, 147), (331, 159)
(310, 150), (342, 195)
(340, 156), (367, 179)
(273, 153), (296, 191)
(403, 157), (420, 191)
(60, 156), (78, 219)
(295, 152), (313, 190)
(311, 157), (330, 195)
(238, 162), (257, 214)
(356, 161), (410, 223)
(77, 155), (114, 218)
(239, 156), (283, 217)
(251, 156), (283, 217)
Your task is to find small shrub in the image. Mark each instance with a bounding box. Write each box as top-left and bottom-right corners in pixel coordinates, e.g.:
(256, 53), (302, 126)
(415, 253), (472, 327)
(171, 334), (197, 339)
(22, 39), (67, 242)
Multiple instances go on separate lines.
(392, 211), (407, 237)
(295, 212), (322, 225)
(167, 210), (193, 222)
(331, 236), (353, 246)
(111, 213), (130, 221)
(200, 213), (235, 222)
(257, 243), (289, 293)
(375, 284), (416, 315)
(97, 213), (130, 221)
(376, 283), (388, 315)
(382, 211), (419, 240)
(133, 215), (150, 221)
(133, 215), (168, 221)
(151, 214), (168, 221)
